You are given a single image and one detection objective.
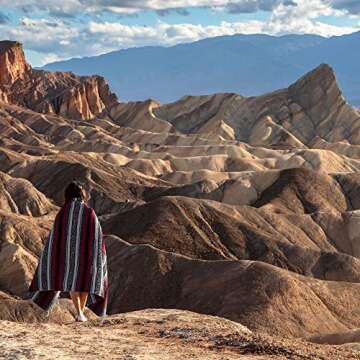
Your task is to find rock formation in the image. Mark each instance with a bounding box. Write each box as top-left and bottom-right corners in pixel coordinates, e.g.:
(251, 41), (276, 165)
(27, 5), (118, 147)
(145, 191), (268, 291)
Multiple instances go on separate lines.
(151, 64), (360, 147)
(0, 41), (117, 120)
(105, 236), (360, 338)
(1, 39), (360, 358)
(0, 41), (31, 85)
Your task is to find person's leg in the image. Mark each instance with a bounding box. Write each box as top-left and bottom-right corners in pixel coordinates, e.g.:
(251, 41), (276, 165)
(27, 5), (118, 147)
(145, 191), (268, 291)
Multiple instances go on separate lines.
(70, 291), (82, 316)
(70, 291), (88, 322)
(79, 292), (88, 313)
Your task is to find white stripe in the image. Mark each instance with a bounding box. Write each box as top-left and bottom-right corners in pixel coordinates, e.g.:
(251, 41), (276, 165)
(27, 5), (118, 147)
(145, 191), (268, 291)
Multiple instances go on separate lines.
(46, 227), (55, 288)
(32, 291), (40, 301)
(90, 214), (99, 293)
(99, 246), (105, 296)
(71, 202), (84, 291)
(63, 200), (76, 289)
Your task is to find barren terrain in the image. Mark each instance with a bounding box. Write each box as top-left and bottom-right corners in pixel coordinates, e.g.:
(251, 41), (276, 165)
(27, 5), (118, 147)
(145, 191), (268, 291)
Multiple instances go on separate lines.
(1, 40), (360, 359)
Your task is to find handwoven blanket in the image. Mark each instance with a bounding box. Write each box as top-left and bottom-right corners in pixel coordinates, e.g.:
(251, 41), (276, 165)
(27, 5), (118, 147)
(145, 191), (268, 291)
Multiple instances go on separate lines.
(29, 197), (108, 317)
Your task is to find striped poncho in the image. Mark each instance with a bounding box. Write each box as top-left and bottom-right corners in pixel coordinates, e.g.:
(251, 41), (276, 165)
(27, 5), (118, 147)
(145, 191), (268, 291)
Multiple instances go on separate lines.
(29, 197), (108, 318)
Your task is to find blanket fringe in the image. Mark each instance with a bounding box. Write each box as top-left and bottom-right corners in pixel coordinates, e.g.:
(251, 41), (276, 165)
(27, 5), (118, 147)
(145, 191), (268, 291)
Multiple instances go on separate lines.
(99, 298), (108, 326)
(45, 291), (61, 317)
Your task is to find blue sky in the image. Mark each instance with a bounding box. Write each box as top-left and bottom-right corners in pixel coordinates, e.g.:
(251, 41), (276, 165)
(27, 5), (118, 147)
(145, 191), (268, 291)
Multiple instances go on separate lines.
(0, 0), (359, 66)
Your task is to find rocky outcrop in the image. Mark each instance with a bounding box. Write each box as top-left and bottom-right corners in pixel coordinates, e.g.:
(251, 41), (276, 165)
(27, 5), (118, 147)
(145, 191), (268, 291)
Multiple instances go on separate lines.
(110, 99), (177, 133)
(0, 41), (117, 120)
(0, 41), (31, 86)
(153, 64), (360, 147)
(0, 171), (57, 217)
(0, 292), (95, 323)
(25, 71), (118, 120)
(102, 187), (360, 282)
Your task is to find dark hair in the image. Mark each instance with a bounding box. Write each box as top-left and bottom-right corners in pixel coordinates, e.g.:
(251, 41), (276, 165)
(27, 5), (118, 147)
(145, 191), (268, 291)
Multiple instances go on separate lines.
(64, 181), (85, 202)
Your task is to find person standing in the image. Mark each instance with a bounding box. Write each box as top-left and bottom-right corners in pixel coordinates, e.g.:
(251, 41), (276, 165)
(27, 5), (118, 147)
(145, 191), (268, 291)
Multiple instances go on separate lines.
(29, 182), (108, 322)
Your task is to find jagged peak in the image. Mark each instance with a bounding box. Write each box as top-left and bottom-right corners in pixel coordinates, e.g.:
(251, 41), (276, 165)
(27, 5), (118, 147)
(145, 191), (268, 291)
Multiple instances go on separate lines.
(288, 63), (342, 108)
(290, 63), (337, 94)
(0, 40), (31, 85)
(300, 63), (334, 81)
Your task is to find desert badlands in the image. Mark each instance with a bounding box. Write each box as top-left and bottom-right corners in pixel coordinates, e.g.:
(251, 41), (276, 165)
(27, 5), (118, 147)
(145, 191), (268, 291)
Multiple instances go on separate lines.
(1, 40), (360, 359)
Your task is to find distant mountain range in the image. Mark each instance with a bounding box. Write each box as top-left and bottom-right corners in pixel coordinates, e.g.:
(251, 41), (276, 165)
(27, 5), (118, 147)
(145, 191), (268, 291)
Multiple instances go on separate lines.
(43, 32), (360, 106)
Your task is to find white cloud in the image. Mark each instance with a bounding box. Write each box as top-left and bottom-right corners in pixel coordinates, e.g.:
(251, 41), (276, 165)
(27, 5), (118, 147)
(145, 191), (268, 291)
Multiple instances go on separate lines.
(0, 0), (359, 18)
(265, 0), (357, 36)
(40, 53), (63, 65)
(0, 1), (265, 15)
(0, 15), (266, 64)
(1, 17), (79, 53)
(0, 0), (342, 16)
(88, 20), (265, 47)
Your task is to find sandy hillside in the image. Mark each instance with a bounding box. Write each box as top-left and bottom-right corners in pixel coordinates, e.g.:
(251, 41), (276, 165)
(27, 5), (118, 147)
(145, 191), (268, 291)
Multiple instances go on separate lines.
(1, 40), (360, 359)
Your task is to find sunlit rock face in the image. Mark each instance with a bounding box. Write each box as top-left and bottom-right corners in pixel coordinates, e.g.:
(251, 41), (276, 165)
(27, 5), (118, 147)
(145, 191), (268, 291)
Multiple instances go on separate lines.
(0, 41), (117, 120)
(0, 41), (31, 85)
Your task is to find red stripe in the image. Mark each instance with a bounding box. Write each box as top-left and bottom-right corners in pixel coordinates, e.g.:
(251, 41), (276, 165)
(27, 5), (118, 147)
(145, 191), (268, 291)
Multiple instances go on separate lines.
(76, 206), (90, 291)
(87, 210), (96, 288)
(56, 202), (70, 289)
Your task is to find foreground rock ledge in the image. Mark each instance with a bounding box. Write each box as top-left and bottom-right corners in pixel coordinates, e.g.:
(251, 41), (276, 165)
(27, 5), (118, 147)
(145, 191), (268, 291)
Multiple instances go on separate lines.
(0, 309), (358, 360)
